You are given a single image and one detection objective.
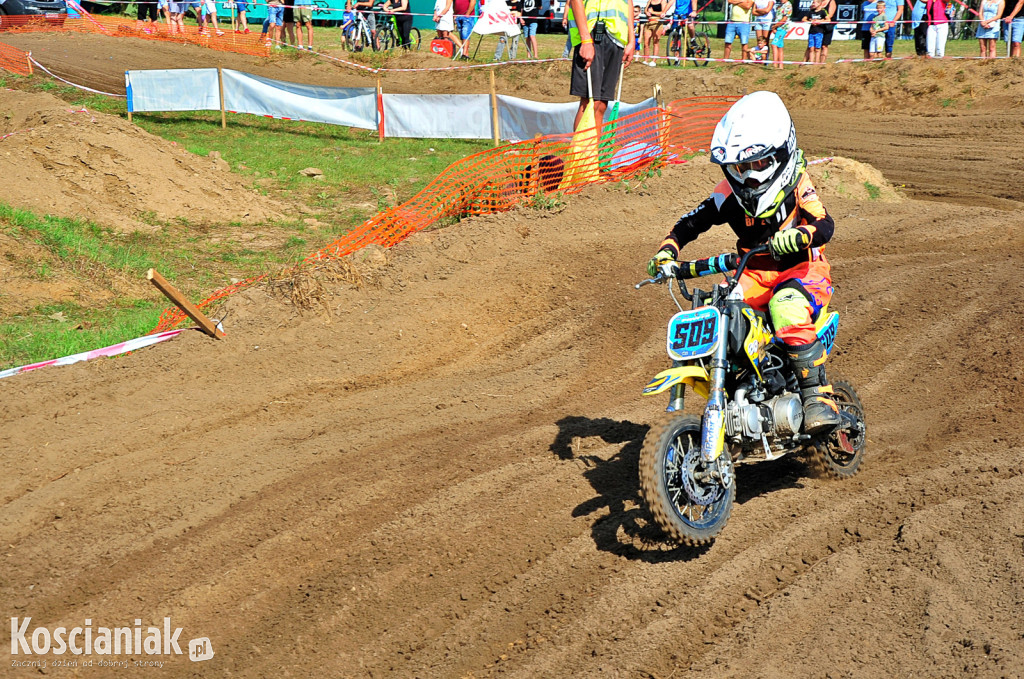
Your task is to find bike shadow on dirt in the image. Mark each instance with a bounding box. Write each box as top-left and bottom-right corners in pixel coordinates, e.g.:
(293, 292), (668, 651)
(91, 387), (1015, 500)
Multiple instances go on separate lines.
(551, 415), (809, 562)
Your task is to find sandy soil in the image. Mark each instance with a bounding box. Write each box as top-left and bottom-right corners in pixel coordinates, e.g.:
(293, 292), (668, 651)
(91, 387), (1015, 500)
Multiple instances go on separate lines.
(2, 33), (1024, 678)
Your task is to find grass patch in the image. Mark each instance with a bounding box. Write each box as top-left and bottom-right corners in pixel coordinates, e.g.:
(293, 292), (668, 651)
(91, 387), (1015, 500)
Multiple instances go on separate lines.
(0, 81), (491, 370)
(0, 302), (163, 372)
(803, 76), (818, 90)
(864, 182), (881, 200)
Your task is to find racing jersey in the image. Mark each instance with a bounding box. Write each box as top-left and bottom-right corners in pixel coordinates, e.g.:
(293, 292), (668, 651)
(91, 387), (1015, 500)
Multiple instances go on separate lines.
(659, 170), (834, 272)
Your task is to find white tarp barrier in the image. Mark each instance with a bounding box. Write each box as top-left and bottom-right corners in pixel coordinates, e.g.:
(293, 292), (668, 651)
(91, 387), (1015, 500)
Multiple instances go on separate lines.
(221, 70), (377, 129)
(126, 69), (378, 130)
(126, 69), (221, 113)
(382, 94), (492, 139)
(497, 95), (658, 141)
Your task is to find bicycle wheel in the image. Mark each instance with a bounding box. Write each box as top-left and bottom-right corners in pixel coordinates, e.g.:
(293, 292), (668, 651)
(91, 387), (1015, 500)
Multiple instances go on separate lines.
(689, 30), (711, 67)
(409, 27), (421, 50)
(379, 27), (393, 51)
(666, 28), (682, 65)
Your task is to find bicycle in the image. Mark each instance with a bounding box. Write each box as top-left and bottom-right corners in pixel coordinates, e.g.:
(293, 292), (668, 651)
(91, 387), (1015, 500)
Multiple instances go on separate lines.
(377, 11), (421, 50)
(341, 10), (379, 51)
(665, 10), (712, 67)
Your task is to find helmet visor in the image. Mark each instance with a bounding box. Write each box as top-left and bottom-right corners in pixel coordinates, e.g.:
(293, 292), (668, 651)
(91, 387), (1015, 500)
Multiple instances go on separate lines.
(725, 154), (777, 189)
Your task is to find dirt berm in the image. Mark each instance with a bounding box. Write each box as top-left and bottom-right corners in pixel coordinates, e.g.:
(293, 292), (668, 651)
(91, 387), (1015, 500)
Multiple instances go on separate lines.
(1, 34), (1024, 678)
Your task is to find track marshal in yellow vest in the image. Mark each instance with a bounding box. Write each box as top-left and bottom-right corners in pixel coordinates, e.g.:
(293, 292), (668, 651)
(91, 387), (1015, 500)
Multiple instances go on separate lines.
(566, 0), (636, 134)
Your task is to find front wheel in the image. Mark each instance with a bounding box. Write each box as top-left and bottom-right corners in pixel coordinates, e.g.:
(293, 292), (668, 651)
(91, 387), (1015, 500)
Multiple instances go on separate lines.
(811, 378), (866, 478)
(687, 30), (712, 67)
(379, 29), (393, 51)
(408, 27), (421, 50)
(665, 29), (682, 65)
(639, 413), (735, 546)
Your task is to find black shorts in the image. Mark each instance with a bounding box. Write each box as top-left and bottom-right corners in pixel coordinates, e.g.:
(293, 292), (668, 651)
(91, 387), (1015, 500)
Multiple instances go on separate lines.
(820, 22), (836, 45)
(283, 4), (294, 22)
(569, 38), (624, 102)
(858, 30), (870, 50)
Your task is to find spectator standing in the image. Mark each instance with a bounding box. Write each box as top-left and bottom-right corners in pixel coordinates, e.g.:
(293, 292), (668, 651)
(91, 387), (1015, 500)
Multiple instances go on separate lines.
(453, 0), (477, 49)
(1004, 0), (1023, 56)
(136, 0), (159, 32)
(976, 0), (1003, 56)
(494, 0), (523, 60)
(723, 0), (754, 60)
(881, 0), (902, 57)
(294, 0), (314, 49)
(199, 0), (224, 35)
(158, 0), (172, 30)
(805, 0), (827, 61)
(562, 10), (573, 55)
(233, 0), (250, 32)
(384, 0), (413, 48)
(522, 0), (543, 57)
(752, 0), (774, 60)
(858, 0), (878, 57)
(910, 0), (927, 52)
(434, 0), (460, 52)
(264, 0), (285, 47)
(283, 3), (297, 46)
(924, 0), (948, 56)
(869, 0), (887, 56)
(168, 0), (185, 34)
(769, 0), (791, 67)
(816, 0), (837, 62)
(566, 0), (635, 134)
(642, 0), (666, 66)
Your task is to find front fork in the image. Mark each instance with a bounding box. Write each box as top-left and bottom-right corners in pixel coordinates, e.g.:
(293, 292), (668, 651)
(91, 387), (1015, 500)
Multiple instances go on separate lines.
(699, 306), (734, 487)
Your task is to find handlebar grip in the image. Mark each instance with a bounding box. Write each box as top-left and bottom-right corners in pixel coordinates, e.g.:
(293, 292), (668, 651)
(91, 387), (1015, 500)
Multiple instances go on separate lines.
(677, 253), (738, 279)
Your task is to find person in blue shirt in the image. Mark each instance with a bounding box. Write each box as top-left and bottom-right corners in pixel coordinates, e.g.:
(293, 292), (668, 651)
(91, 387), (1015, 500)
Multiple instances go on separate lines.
(859, 0), (878, 57)
(911, 0), (926, 55)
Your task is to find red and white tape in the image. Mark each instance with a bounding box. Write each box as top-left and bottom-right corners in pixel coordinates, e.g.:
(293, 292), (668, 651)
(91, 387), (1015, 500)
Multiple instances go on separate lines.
(0, 329), (183, 380)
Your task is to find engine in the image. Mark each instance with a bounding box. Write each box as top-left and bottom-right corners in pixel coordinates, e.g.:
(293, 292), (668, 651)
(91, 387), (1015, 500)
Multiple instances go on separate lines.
(725, 387), (804, 441)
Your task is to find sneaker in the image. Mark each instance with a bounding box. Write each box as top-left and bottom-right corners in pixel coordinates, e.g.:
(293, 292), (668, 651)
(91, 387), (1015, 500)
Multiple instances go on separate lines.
(244, 28), (251, 34)
(274, 44), (282, 49)
(216, 29), (224, 36)
(235, 29), (242, 33)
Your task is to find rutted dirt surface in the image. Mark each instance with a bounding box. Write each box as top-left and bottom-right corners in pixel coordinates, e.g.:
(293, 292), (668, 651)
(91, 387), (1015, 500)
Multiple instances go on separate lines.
(2, 34), (1024, 678)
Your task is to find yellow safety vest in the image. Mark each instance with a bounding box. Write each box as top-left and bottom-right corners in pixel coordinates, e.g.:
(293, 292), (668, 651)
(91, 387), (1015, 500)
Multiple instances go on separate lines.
(568, 0), (631, 47)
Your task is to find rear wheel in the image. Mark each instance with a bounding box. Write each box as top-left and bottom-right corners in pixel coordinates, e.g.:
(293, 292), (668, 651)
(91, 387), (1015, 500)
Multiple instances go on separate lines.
(665, 28), (682, 65)
(409, 26), (421, 50)
(379, 29), (392, 51)
(687, 30), (711, 67)
(640, 413), (735, 546)
(811, 378), (866, 478)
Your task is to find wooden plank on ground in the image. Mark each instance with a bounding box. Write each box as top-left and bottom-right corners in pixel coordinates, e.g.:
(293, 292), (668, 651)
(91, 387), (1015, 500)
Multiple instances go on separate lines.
(147, 268), (226, 339)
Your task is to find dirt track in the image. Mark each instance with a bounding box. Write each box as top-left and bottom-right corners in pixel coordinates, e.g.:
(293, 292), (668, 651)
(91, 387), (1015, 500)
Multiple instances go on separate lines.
(2, 33), (1024, 678)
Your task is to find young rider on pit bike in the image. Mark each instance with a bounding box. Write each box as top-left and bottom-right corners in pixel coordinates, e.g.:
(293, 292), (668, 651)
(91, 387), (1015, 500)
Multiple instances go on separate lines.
(646, 90), (841, 434)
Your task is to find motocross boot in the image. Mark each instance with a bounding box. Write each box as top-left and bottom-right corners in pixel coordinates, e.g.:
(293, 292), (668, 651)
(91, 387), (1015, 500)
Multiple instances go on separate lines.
(787, 340), (842, 435)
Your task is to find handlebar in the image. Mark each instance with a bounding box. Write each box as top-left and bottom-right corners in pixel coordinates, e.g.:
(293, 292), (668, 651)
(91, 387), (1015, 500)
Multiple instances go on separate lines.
(678, 244), (768, 280)
(634, 244), (770, 293)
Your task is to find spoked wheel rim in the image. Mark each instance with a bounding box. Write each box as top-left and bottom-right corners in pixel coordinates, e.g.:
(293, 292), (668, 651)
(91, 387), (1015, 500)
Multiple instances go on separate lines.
(691, 31), (711, 67)
(664, 428), (730, 531)
(827, 385), (865, 468)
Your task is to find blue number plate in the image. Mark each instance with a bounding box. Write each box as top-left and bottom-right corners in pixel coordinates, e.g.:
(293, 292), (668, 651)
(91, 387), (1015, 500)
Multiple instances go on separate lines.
(667, 307), (720, 361)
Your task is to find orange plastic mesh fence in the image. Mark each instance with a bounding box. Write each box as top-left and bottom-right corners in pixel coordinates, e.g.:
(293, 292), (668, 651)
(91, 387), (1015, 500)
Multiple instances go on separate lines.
(0, 40), (31, 75)
(0, 15), (269, 57)
(151, 97), (736, 333)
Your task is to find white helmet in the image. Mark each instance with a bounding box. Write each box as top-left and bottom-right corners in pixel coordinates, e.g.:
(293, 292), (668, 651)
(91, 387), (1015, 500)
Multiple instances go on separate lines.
(709, 91), (802, 219)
